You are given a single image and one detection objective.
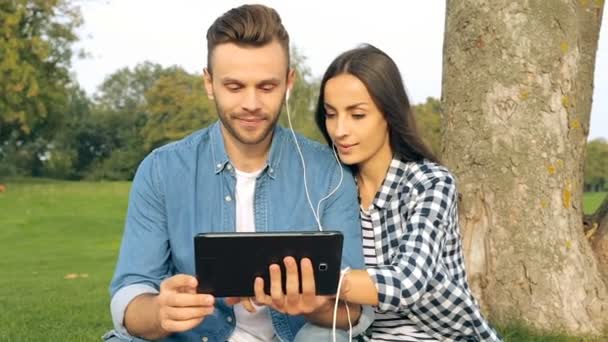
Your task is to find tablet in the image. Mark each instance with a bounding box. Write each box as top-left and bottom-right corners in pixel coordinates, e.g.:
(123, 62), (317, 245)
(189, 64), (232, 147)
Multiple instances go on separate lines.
(194, 231), (343, 297)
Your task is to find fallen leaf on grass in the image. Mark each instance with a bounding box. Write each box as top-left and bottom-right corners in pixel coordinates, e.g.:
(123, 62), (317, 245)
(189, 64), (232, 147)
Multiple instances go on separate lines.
(64, 273), (90, 280)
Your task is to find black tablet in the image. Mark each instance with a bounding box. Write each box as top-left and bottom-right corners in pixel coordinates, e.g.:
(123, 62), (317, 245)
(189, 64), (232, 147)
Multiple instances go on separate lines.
(194, 231), (343, 297)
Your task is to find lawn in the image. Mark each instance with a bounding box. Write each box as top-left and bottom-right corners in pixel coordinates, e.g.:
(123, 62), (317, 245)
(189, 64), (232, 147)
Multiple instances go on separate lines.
(0, 180), (605, 341)
(584, 191), (607, 215)
(0, 179), (129, 341)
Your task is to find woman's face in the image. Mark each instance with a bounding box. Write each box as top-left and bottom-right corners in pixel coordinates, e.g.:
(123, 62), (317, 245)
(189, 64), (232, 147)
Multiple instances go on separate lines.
(323, 73), (391, 166)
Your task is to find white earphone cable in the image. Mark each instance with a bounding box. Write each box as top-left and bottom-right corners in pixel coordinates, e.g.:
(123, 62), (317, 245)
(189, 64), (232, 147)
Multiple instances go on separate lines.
(285, 91), (323, 231)
(333, 267), (352, 342)
(285, 90), (352, 341)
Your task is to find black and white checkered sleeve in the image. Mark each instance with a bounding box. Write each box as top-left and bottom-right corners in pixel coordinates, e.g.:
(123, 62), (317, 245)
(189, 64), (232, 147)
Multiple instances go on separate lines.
(366, 174), (456, 312)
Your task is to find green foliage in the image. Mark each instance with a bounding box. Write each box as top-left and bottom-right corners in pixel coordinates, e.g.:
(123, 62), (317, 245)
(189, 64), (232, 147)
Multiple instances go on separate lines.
(279, 46), (323, 142)
(142, 68), (214, 151)
(39, 147), (77, 178)
(77, 61), (176, 180)
(94, 61), (174, 113)
(412, 97), (442, 156)
(0, 0), (82, 141)
(585, 138), (608, 192)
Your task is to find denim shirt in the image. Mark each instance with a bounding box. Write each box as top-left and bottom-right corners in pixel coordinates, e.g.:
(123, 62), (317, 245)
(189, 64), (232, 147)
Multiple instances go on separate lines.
(109, 121), (365, 342)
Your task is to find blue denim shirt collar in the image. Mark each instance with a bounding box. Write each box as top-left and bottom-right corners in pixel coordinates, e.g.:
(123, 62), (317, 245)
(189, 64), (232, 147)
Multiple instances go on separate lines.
(209, 120), (285, 179)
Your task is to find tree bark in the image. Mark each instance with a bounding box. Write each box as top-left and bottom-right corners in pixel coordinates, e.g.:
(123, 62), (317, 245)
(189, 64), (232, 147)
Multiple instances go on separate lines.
(441, 0), (606, 334)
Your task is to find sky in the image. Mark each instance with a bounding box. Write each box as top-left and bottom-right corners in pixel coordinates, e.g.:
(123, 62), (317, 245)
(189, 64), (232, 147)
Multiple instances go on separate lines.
(71, 0), (608, 140)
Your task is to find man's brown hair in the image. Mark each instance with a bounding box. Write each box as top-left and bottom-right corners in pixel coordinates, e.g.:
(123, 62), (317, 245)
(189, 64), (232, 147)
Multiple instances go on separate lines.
(206, 4), (290, 72)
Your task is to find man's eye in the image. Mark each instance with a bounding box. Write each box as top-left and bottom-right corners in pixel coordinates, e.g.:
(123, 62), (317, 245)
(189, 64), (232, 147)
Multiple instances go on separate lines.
(260, 85), (276, 92)
(226, 84), (241, 91)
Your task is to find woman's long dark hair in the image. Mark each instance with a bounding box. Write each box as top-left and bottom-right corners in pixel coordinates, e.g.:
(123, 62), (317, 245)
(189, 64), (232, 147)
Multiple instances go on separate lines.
(315, 44), (439, 166)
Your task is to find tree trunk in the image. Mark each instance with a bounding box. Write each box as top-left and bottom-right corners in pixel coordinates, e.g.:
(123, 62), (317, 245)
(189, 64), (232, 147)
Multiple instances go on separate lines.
(441, 0), (606, 334)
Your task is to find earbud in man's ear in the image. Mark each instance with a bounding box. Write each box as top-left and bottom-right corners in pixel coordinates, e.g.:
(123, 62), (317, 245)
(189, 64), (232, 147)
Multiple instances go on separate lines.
(286, 89), (291, 102)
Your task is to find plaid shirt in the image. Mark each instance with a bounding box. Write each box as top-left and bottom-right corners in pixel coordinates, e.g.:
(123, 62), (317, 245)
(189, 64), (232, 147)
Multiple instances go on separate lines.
(363, 157), (502, 341)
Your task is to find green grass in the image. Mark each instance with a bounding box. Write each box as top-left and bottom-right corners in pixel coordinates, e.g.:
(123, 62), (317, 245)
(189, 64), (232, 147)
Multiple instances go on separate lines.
(0, 179), (130, 341)
(584, 192), (607, 215)
(496, 323), (606, 341)
(0, 179), (606, 341)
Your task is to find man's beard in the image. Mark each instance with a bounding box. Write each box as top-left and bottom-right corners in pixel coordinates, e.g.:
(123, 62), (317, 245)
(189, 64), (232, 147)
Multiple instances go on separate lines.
(215, 101), (283, 146)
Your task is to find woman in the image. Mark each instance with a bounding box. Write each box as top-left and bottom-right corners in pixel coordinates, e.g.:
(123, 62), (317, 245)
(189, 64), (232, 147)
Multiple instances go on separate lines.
(315, 44), (502, 341)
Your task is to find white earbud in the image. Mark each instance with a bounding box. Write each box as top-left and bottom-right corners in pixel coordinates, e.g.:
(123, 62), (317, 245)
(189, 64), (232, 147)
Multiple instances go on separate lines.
(286, 88), (291, 102)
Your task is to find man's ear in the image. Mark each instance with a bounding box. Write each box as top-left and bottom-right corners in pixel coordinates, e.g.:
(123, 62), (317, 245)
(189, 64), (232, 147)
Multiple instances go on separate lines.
(203, 68), (214, 101)
(286, 68), (296, 96)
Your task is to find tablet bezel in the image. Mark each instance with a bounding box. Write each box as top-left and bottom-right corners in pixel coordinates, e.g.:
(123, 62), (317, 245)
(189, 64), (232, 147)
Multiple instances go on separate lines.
(193, 231), (344, 297)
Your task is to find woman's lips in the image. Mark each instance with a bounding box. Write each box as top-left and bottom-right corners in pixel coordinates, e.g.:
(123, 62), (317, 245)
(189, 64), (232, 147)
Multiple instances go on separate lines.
(337, 143), (357, 153)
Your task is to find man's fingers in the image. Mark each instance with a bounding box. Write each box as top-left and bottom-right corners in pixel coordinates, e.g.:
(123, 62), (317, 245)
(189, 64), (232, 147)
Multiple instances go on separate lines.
(242, 297), (257, 313)
(300, 258), (317, 304)
(164, 306), (214, 321)
(269, 264), (285, 309)
(165, 293), (214, 308)
(225, 297), (257, 313)
(284, 257), (300, 308)
(159, 316), (205, 333)
(179, 285), (197, 294)
(160, 274), (198, 292)
(254, 277), (271, 306)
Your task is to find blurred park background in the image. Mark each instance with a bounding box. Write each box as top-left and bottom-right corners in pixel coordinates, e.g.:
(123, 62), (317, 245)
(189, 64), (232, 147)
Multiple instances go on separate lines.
(0, 0), (607, 341)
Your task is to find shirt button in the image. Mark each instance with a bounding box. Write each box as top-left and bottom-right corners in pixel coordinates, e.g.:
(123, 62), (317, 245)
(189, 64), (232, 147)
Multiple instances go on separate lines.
(216, 163), (222, 169)
(201, 337), (208, 342)
(225, 195), (232, 202)
(226, 164), (232, 170)
(227, 316), (233, 322)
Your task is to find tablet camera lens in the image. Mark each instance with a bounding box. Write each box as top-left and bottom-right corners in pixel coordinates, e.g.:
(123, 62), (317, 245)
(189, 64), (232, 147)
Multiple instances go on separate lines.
(318, 263), (328, 271)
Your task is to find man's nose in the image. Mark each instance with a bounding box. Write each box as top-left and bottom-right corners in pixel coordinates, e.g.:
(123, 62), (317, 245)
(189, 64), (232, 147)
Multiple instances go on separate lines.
(242, 89), (262, 112)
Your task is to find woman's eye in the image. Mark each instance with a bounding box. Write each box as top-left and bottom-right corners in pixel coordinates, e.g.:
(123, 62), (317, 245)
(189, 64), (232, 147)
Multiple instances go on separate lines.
(325, 112), (336, 118)
(352, 113), (366, 119)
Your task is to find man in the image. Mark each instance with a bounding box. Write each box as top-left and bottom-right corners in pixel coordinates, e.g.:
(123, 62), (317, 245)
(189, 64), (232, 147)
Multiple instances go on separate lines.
(103, 4), (370, 342)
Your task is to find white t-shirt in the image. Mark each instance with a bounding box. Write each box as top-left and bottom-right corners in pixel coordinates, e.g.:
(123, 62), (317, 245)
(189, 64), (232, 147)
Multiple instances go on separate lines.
(229, 167), (276, 342)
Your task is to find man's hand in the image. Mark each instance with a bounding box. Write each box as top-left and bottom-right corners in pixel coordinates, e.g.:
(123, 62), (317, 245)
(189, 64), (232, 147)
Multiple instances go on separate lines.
(225, 296), (263, 313)
(155, 274), (215, 333)
(223, 258), (361, 330)
(252, 257), (331, 315)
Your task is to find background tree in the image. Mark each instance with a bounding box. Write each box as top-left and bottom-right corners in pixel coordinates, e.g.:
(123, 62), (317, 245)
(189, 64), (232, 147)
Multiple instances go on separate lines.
(38, 85), (91, 179)
(413, 97), (442, 156)
(0, 0), (81, 142)
(82, 62), (173, 180)
(584, 138), (608, 295)
(141, 68), (213, 152)
(441, 0), (606, 334)
(0, 0), (82, 177)
(585, 138), (608, 192)
(279, 46), (322, 141)
(94, 61), (174, 113)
